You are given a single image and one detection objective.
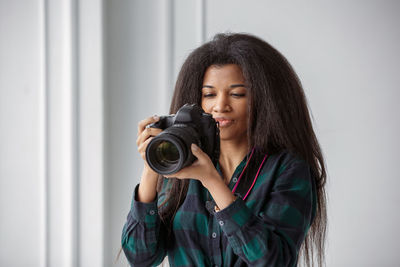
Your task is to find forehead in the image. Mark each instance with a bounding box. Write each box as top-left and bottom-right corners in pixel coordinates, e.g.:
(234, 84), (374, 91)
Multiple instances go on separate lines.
(203, 64), (245, 83)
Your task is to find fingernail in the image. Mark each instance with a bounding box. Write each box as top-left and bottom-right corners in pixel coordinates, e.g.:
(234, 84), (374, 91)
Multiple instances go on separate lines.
(191, 143), (198, 151)
(153, 115), (159, 120)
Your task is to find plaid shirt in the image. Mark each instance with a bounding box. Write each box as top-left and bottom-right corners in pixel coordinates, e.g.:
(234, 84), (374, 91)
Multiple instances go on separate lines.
(122, 150), (316, 266)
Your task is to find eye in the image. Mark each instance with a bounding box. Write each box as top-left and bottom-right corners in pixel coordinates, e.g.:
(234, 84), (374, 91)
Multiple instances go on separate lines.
(231, 93), (246, 97)
(203, 93), (216, 98)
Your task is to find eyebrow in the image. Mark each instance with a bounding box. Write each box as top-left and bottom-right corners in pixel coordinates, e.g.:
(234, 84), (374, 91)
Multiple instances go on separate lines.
(202, 84), (246, 89)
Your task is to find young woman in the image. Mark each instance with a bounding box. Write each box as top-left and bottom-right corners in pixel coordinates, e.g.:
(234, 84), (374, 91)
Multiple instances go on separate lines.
(122, 33), (327, 266)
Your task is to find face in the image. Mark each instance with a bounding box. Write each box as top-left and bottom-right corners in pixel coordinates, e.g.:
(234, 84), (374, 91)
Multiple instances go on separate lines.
(201, 64), (248, 144)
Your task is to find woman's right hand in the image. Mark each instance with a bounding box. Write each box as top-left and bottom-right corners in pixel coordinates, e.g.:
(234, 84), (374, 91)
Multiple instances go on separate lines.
(136, 115), (163, 174)
(136, 115), (163, 202)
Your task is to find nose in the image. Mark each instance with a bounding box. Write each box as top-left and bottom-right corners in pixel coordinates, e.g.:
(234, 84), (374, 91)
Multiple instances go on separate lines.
(213, 93), (231, 113)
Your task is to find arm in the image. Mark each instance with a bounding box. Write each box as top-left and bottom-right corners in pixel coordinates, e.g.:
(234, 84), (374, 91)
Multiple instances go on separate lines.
(121, 115), (168, 266)
(121, 181), (168, 267)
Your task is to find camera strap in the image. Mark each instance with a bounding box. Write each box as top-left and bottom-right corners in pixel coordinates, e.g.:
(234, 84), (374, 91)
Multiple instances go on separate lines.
(232, 148), (268, 201)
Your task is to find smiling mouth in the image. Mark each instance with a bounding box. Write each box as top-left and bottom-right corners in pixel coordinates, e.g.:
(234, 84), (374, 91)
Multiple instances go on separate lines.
(215, 119), (234, 127)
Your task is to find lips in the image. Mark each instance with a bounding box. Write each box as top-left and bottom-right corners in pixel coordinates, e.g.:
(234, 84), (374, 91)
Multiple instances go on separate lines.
(214, 117), (234, 127)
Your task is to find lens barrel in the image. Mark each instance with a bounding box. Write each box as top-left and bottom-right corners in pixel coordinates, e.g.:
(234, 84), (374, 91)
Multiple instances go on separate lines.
(145, 125), (198, 175)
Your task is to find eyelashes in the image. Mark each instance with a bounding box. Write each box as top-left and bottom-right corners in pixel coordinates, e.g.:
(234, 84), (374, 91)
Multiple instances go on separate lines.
(203, 93), (215, 98)
(202, 93), (246, 98)
(231, 93), (246, 97)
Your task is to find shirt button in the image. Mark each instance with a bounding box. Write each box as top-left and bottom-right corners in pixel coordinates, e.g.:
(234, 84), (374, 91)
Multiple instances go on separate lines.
(232, 177), (238, 183)
(149, 210), (155, 215)
(212, 232), (217, 238)
(219, 220), (224, 226)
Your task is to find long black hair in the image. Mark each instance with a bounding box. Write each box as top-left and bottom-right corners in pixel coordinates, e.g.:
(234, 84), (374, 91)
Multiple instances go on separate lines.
(158, 32), (327, 266)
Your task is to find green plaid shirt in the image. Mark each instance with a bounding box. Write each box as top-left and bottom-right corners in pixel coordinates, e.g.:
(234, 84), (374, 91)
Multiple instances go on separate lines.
(122, 150), (316, 266)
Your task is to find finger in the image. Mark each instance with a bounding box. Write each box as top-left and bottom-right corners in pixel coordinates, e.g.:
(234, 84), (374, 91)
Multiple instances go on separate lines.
(190, 143), (206, 160)
(164, 173), (181, 179)
(136, 127), (160, 146)
(136, 127), (162, 147)
(164, 169), (181, 178)
(165, 173), (186, 179)
(137, 115), (160, 136)
(138, 136), (154, 155)
(164, 167), (189, 179)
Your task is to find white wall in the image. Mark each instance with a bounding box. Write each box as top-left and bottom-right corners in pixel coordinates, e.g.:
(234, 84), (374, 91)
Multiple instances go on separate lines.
(0, 1), (43, 266)
(1, 0), (399, 266)
(1, 0), (104, 266)
(104, 1), (173, 265)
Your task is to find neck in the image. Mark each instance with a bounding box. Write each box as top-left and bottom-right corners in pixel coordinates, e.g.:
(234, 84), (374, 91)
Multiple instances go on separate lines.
(218, 138), (249, 182)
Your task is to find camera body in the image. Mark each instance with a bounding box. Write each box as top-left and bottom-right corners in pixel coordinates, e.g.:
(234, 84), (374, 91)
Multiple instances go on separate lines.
(145, 103), (220, 175)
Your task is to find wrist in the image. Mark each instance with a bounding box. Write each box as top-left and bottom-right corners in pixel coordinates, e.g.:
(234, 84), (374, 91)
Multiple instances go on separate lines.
(204, 175), (237, 211)
(200, 171), (222, 189)
(142, 163), (159, 180)
(137, 165), (159, 203)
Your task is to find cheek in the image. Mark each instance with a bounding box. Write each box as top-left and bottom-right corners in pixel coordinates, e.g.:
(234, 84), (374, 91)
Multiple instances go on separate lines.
(201, 99), (213, 113)
(237, 101), (248, 118)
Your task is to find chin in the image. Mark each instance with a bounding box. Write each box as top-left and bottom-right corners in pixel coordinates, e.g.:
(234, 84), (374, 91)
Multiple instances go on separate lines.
(219, 134), (237, 141)
(219, 131), (248, 144)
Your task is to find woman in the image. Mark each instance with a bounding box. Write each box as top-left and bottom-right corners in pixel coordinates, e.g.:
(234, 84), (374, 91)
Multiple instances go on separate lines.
(122, 33), (327, 266)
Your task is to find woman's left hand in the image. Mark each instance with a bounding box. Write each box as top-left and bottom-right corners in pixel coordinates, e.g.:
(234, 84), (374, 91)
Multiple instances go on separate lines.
(164, 143), (220, 186)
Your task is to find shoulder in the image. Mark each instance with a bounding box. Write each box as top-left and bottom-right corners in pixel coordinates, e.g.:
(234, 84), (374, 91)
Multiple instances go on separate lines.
(259, 150), (314, 199)
(264, 149), (311, 178)
(239, 149), (313, 201)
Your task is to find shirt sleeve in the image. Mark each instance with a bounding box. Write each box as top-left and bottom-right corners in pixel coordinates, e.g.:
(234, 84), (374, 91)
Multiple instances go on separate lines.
(121, 184), (167, 267)
(214, 158), (315, 266)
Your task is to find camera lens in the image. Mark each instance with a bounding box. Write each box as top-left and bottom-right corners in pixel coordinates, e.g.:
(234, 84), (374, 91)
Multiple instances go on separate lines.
(145, 126), (199, 175)
(155, 141), (179, 166)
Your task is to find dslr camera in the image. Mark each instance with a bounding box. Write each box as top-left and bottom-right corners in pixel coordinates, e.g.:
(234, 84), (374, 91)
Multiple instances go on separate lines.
(145, 103), (220, 175)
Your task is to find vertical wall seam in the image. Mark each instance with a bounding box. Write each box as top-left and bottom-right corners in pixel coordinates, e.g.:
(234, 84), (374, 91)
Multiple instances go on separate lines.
(39, 0), (48, 266)
(100, 1), (107, 266)
(197, 0), (206, 44)
(169, 0), (175, 108)
(101, 0), (105, 263)
(71, 0), (80, 265)
(202, 0), (206, 42)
